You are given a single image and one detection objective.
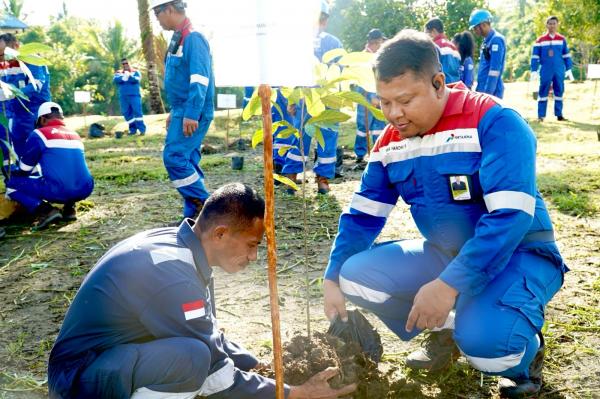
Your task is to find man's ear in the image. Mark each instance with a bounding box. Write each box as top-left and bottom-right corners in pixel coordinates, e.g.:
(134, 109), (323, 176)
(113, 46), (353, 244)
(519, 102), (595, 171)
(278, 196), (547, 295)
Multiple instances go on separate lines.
(212, 225), (228, 240)
(432, 72), (445, 94)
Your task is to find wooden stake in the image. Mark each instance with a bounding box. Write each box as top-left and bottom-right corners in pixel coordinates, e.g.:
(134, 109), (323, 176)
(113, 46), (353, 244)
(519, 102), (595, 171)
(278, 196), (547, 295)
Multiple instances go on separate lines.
(364, 106), (372, 155)
(258, 84), (285, 399)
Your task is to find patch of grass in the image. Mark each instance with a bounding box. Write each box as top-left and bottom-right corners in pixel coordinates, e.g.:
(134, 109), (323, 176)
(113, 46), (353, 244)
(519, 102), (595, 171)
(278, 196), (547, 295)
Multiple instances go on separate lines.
(6, 332), (27, 361)
(538, 169), (600, 216)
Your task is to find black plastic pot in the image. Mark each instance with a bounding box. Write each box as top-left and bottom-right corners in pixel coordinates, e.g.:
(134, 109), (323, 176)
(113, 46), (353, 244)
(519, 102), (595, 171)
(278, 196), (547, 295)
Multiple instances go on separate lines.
(232, 156), (244, 170)
(115, 131), (123, 139)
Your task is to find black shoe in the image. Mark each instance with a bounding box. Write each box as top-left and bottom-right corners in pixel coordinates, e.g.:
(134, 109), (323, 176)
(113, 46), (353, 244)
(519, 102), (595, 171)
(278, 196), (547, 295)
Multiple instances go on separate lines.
(498, 334), (544, 398)
(356, 156), (364, 164)
(406, 329), (460, 371)
(127, 131), (136, 136)
(557, 116), (567, 121)
(62, 202), (77, 221)
(537, 118), (544, 123)
(33, 203), (62, 230)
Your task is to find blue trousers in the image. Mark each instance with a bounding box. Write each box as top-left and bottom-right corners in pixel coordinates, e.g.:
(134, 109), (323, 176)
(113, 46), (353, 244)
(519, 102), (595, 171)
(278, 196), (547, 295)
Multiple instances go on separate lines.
(272, 125), (295, 167)
(11, 111), (37, 158)
(6, 175), (93, 213)
(1, 122), (11, 176)
(354, 129), (381, 158)
(281, 126), (338, 179)
(163, 114), (210, 218)
(338, 239), (563, 379)
(73, 337), (210, 399)
(538, 72), (565, 118)
(119, 95), (146, 134)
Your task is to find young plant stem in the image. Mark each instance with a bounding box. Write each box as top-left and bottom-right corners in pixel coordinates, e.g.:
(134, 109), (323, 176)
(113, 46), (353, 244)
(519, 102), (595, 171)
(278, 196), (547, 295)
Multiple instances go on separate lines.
(258, 84), (284, 399)
(297, 99), (311, 341)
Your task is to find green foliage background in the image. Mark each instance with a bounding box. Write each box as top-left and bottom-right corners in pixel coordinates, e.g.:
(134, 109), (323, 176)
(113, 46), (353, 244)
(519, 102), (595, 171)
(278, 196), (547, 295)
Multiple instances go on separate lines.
(10, 0), (600, 116)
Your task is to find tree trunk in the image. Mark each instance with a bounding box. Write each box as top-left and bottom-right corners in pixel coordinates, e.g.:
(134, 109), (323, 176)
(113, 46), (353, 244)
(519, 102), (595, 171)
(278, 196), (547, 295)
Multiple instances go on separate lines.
(137, 0), (165, 114)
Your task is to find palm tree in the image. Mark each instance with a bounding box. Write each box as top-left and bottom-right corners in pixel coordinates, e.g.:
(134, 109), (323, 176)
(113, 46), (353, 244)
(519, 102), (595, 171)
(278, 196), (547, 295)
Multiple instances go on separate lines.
(137, 0), (165, 114)
(3, 0), (23, 19)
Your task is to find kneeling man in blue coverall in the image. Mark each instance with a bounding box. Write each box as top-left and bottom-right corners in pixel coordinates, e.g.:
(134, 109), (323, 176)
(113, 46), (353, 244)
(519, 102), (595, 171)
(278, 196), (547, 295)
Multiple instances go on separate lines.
(48, 183), (355, 399)
(323, 30), (567, 398)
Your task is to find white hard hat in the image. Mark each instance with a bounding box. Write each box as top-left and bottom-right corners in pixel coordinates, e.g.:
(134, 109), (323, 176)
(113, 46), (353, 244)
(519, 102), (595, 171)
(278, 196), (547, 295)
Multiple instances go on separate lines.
(148, 0), (175, 10)
(37, 102), (63, 119)
(321, 0), (330, 15)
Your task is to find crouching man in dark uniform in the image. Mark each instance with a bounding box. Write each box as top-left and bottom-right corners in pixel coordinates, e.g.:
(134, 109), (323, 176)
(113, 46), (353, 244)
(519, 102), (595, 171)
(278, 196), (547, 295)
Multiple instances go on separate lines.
(48, 183), (355, 399)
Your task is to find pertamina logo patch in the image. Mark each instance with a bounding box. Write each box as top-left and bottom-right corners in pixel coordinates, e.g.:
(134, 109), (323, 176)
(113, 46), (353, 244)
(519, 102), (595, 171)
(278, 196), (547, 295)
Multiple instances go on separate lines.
(182, 300), (206, 320)
(446, 133), (473, 143)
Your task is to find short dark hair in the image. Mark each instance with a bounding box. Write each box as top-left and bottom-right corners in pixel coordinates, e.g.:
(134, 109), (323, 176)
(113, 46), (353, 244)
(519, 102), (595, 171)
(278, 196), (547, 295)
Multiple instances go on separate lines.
(453, 31), (475, 62)
(374, 29), (441, 82)
(319, 11), (329, 24)
(198, 183), (265, 231)
(121, 58), (128, 63)
(425, 17), (444, 33)
(0, 33), (18, 46)
(546, 15), (558, 24)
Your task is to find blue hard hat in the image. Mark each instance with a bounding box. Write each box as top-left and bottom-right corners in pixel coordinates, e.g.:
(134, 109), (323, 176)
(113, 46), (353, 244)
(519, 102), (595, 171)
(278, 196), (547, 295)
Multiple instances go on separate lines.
(469, 9), (493, 29)
(321, 0), (330, 15)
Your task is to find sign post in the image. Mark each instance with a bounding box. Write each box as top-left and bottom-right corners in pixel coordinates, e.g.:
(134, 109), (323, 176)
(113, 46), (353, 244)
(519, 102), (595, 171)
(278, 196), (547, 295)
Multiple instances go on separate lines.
(587, 64), (600, 118)
(217, 93), (237, 149)
(74, 90), (92, 131)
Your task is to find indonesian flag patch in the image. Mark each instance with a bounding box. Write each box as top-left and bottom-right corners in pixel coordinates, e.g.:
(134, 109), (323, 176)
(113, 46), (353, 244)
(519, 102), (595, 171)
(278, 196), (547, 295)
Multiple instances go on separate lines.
(182, 300), (206, 320)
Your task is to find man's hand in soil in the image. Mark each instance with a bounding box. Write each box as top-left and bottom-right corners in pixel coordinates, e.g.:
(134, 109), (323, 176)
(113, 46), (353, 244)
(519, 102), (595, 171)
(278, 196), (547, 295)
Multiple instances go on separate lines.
(405, 278), (458, 333)
(289, 367), (356, 399)
(323, 279), (348, 322)
(183, 118), (198, 137)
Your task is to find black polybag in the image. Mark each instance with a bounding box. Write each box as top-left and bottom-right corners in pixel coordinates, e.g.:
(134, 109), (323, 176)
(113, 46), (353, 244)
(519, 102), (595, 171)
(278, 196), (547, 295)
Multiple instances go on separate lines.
(327, 309), (383, 363)
(88, 123), (105, 138)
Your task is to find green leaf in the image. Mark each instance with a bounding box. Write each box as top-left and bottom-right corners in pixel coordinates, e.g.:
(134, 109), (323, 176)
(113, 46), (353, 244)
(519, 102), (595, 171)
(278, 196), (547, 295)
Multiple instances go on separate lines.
(315, 127), (325, 150)
(337, 51), (375, 66)
(306, 109), (351, 126)
(271, 100), (283, 121)
(336, 92), (386, 121)
(0, 139), (18, 160)
(276, 127), (298, 139)
(277, 145), (297, 157)
(322, 48), (347, 64)
(304, 124), (316, 138)
(0, 113), (8, 130)
(273, 173), (298, 191)
(341, 66), (376, 92)
(18, 43), (53, 56)
(18, 54), (51, 66)
(242, 93), (261, 121)
(251, 128), (263, 148)
(305, 88), (325, 117)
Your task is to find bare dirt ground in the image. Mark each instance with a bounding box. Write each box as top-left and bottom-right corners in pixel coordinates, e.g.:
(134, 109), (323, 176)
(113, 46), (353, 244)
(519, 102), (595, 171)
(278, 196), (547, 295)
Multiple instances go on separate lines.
(0, 81), (598, 398)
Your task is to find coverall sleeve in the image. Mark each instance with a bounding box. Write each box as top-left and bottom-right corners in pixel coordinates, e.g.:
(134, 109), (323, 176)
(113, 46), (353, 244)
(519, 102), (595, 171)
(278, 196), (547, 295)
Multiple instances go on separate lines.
(531, 40), (541, 71)
(439, 108), (537, 296)
(464, 58), (474, 89)
(138, 281), (290, 398)
(130, 70), (142, 83)
(20, 64), (48, 98)
(113, 72), (124, 84)
(483, 38), (505, 95)
(222, 338), (259, 372)
(562, 38), (573, 71)
(325, 159), (399, 282)
(183, 32), (211, 121)
(18, 130), (45, 172)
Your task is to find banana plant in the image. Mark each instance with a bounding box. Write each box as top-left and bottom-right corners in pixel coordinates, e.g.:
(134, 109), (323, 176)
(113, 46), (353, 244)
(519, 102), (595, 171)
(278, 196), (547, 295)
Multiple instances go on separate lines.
(242, 49), (386, 190)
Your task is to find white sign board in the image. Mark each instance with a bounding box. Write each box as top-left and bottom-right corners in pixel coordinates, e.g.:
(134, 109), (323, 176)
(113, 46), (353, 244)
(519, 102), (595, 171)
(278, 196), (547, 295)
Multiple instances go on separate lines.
(587, 64), (600, 80)
(217, 93), (237, 109)
(197, 0), (320, 87)
(74, 91), (91, 103)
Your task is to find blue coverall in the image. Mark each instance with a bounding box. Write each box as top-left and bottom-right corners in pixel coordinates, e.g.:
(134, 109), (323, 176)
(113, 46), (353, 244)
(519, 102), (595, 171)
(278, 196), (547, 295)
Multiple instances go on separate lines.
(354, 86), (385, 159)
(459, 56), (474, 89)
(281, 31), (342, 179)
(0, 59), (17, 175)
(5, 119), (94, 212)
(163, 18), (215, 218)
(325, 83), (566, 381)
(476, 29), (506, 98)
(271, 89), (295, 167)
(7, 62), (51, 158)
(113, 69), (146, 134)
(433, 34), (461, 84)
(48, 221), (288, 399)
(531, 33), (572, 119)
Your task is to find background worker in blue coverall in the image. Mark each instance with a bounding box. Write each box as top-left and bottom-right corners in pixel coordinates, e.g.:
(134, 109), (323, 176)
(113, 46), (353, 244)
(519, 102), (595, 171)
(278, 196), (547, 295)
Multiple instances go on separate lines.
(424, 18), (461, 84)
(4, 102), (94, 230)
(0, 38), (17, 176)
(113, 57), (147, 135)
(0, 33), (52, 158)
(531, 16), (573, 122)
(469, 9), (506, 98)
(282, 0), (342, 195)
(152, 0), (214, 221)
(48, 182), (355, 399)
(452, 31), (475, 89)
(322, 30), (567, 398)
(354, 29), (387, 164)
